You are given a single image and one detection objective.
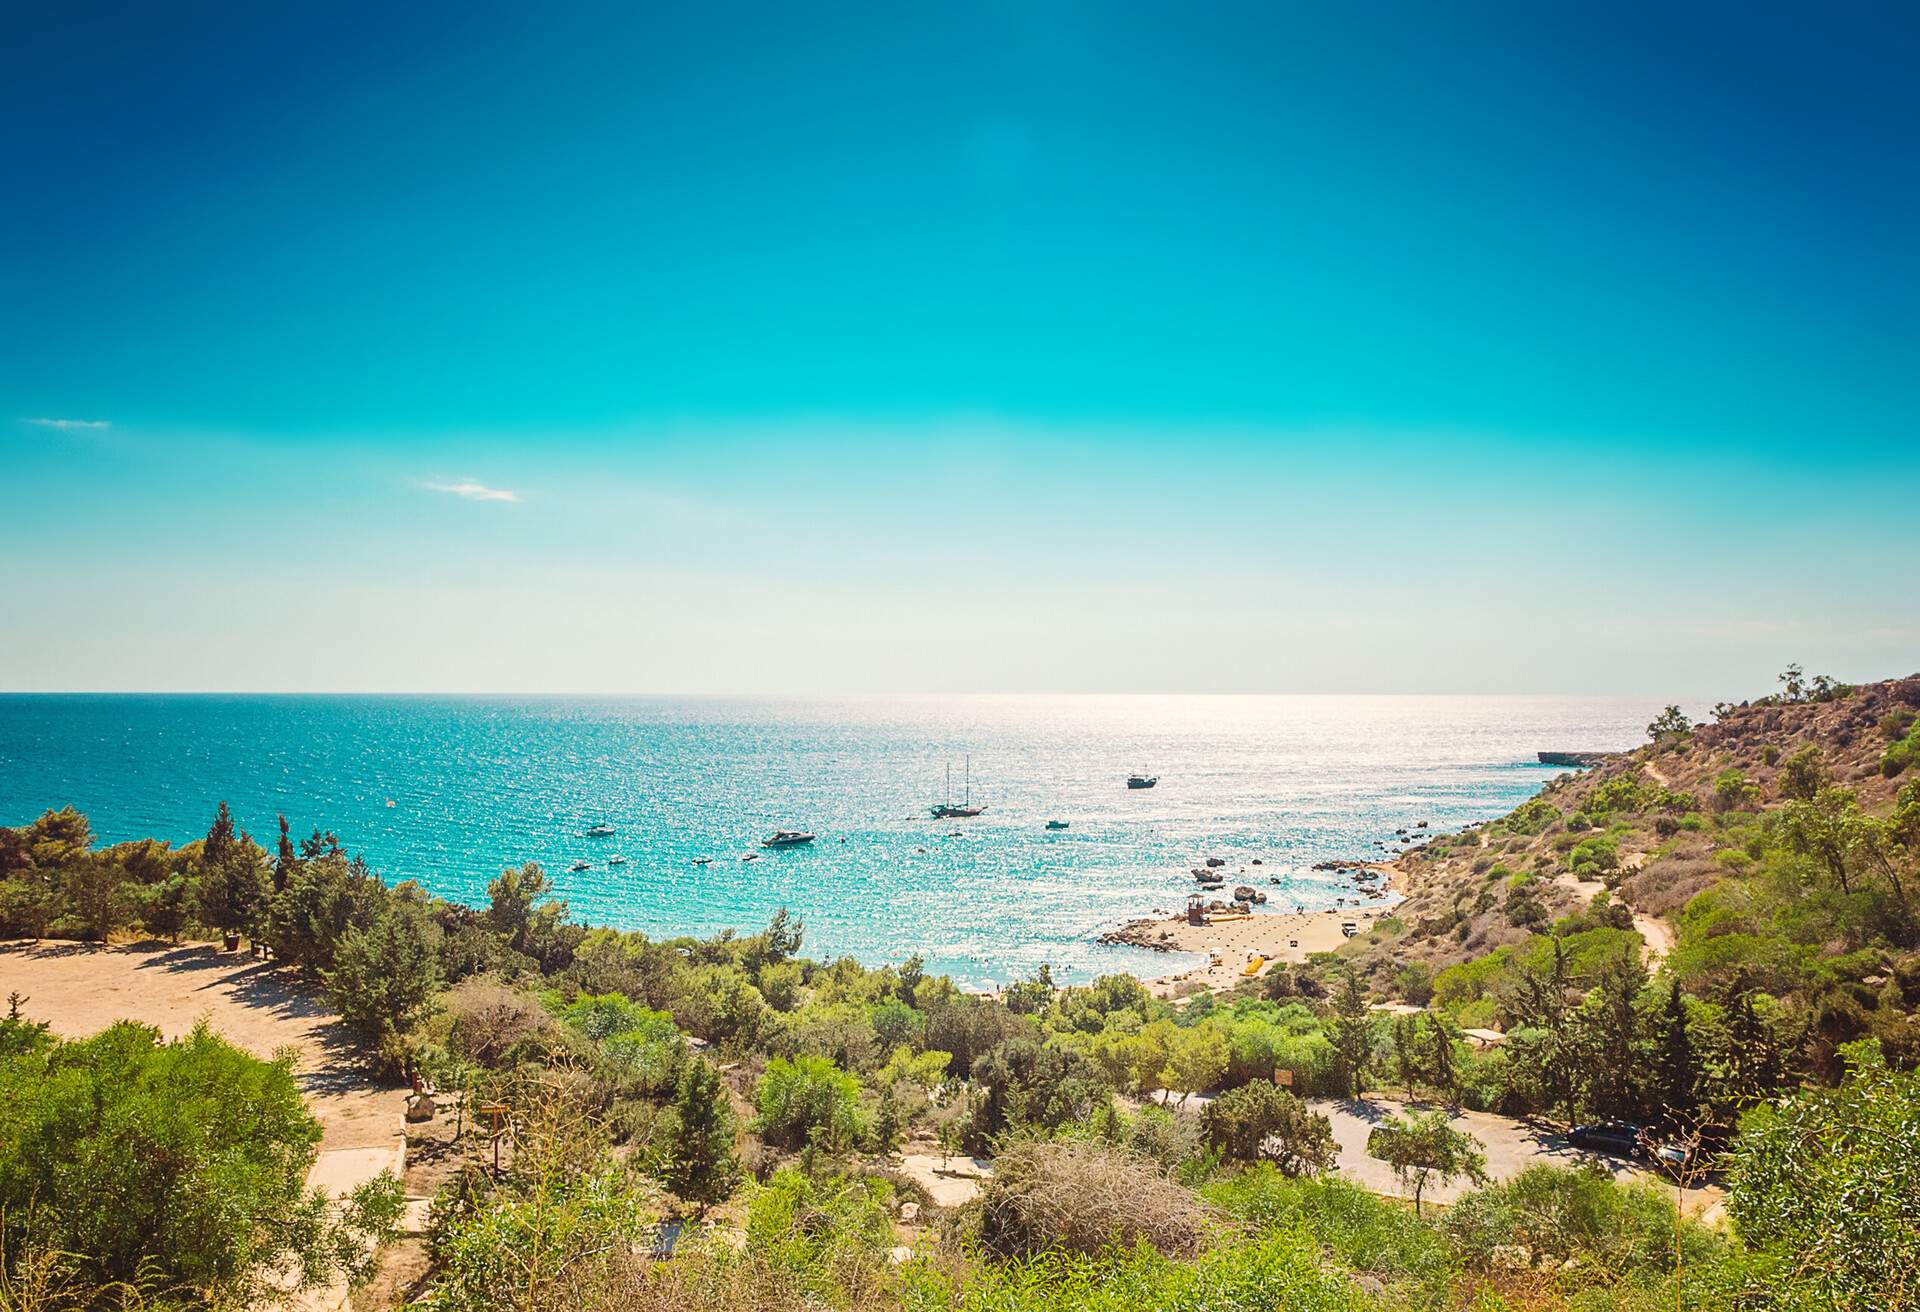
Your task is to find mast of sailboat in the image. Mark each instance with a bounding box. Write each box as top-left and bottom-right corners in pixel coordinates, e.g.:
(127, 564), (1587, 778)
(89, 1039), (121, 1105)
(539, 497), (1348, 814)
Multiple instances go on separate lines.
(964, 754), (972, 807)
(944, 761), (952, 809)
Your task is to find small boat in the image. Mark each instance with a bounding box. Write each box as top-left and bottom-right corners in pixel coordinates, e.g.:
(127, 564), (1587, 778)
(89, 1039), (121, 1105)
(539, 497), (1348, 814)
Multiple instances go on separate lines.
(1045, 820), (1070, 830)
(693, 857), (712, 866)
(1127, 774), (1158, 789)
(569, 859), (592, 872)
(384, 798), (396, 808)
(607, 854), (628, 866)
(741, 852), (760, 863)
(586, 823), (616, 838)
(762, 830), (815, 849)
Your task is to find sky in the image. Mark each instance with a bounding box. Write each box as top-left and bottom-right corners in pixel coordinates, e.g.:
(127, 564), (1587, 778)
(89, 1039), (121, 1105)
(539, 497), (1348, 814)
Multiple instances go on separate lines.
(2, 1), (1915, 696)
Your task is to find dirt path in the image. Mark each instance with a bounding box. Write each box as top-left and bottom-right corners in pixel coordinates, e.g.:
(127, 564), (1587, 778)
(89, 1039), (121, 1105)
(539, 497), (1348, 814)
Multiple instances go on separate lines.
(1554, 872), (1672, 968)
(0, 941), (406, 1310)
(1631, 910), (1675, 963)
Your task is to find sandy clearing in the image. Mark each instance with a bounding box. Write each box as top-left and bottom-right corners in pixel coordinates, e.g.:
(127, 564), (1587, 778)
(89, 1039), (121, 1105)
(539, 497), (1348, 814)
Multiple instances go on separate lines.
(0, 940), (405, 1154)
(897, 1152), (992, 1208)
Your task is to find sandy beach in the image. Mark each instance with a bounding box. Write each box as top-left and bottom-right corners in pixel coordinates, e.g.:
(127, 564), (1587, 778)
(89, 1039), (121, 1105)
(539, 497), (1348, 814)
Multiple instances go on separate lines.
(1115, 903), (1393, 997)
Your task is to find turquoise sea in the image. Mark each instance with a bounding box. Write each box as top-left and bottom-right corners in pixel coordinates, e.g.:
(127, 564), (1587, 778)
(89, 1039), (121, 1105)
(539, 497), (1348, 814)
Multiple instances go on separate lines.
(0, 695), (1664, 986)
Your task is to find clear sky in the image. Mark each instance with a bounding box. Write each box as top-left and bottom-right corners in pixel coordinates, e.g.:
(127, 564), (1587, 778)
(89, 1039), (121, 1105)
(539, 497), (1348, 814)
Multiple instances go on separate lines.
(2, 2), (1915, 695)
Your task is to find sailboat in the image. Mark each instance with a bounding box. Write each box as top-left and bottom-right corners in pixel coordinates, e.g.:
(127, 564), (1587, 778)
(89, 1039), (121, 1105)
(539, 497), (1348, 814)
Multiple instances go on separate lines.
(930, 756), (985, 818)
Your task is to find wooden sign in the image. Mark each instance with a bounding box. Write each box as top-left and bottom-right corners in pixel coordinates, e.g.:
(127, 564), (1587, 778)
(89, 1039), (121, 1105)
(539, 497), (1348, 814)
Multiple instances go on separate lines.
(1274, 1069), (1293, 1087)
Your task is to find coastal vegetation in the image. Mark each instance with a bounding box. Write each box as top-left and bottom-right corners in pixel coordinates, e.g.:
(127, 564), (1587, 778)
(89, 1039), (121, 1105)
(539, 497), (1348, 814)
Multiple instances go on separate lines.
(0, 1008), (403, 1306)
(0, 671), (1916, 1309)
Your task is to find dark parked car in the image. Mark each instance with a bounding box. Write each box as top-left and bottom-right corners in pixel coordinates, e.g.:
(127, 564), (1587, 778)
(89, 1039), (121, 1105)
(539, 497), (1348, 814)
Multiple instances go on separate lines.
(1568, 1121), (1644, 1159)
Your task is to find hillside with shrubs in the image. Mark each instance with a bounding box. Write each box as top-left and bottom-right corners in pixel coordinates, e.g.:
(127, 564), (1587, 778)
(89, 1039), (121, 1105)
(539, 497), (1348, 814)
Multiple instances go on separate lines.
(0, 669), (1917, 1310)
(1357, 669), (1920, 1084)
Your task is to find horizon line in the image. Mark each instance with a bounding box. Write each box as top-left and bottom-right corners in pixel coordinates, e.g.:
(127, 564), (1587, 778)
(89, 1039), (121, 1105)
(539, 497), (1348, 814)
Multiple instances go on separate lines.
(0, 687), (1722, 700)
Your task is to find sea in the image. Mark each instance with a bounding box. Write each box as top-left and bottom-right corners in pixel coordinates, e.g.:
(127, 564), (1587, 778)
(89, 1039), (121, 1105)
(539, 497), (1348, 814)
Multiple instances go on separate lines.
(0, 694), (1667, 988)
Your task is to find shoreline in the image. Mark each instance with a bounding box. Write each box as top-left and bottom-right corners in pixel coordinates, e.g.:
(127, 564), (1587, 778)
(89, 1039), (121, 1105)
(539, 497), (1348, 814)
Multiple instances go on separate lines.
(1115, 906), (1392, 997)
(1104, 865), (1401, 997)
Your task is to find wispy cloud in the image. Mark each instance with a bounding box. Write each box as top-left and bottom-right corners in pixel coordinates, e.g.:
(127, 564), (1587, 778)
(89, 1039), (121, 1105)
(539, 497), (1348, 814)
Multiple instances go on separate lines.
(423, 478), (520, 503)
(23, 417), (111, 431)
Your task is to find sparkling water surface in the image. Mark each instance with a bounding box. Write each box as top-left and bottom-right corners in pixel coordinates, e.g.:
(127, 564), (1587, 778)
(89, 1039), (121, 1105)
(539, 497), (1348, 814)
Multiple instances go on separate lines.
(0, 695), (1663, 987)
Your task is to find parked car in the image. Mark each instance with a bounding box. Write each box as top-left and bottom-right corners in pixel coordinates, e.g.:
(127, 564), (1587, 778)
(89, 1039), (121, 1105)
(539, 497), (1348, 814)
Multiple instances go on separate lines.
(1568, 1121), (1643, 1159)
(1646, 1138), (1692, 1175)
(1644, 1129), (1727, 1179)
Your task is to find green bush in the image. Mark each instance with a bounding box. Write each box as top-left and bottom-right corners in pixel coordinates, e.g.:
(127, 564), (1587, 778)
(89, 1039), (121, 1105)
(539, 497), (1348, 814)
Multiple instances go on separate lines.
(425, 1164), (654, 1312)
(964, 1038), (1102, 1152)
(565, 992), (686, 1096)
(1568, 834), (1620, 876)
(1506, 798), (1560, 836)
(1205, 1166), (1452, 1289)
(745, 1168), (895, 1265)
(755, 1054), (865, 1150)
(1200, 1083), (1335, 1173)
(325, 887), (444, 1052)
(1587, 773), (1652, 817)
(650, 1059), (740, 1207)
(1728, 1040), (1920, 1308)
(903, 1228), (1372, 1312)
(1881, 723), (1920, 776)
(1443, 1164), (1717, 1276)
(0, 1017), (401, 1303)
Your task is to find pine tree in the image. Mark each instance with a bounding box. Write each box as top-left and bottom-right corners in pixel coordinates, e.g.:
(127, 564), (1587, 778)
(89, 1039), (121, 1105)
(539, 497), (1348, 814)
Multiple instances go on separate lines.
(1392, 1014), (1421, 1099)
(1502, 936), (1589, 1122)
(1327, 966), (1373, 1099)
(871, 1086), (903, 1156)
(199, 828), (265, 942)
(1425, 1012), (1460, 1106)
(657, 1059), (740, 1210)
(1648, 983), (1699, 1133)
(273, 815), (297, 893)
(204, 801), (237, 866)
(1582, 949), (1648, 1120)
(1714, 987), (1788, 1111)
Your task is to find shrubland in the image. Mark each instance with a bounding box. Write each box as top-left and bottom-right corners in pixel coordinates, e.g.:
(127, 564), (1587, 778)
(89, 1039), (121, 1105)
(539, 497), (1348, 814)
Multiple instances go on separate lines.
(1, 668), (1916, 1309)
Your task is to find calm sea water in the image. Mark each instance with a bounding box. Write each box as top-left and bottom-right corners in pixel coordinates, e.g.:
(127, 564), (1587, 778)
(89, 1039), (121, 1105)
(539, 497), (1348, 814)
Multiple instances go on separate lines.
(0, 695), (1662, 986)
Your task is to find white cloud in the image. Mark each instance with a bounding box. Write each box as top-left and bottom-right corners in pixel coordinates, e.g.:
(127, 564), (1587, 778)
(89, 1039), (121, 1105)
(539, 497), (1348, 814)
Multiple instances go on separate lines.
(424, 478), (520, 503)
(23, 417), (111, 431)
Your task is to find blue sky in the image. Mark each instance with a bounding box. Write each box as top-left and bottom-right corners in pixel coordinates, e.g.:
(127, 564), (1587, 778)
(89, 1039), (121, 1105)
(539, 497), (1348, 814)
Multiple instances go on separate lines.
(2, 2), (1915, 694)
